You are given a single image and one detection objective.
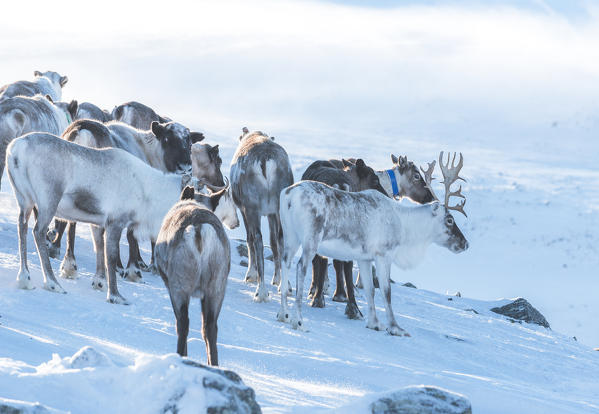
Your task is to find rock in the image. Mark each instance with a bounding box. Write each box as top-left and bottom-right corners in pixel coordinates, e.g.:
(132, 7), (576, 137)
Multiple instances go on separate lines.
(491, 298), (550, 328)
(402, 282), (417, 289)
(369, 386), (472, 414)
(181, 360), (262, 414)
(0, 398), (66, 414)
(464, 308), (478, 314)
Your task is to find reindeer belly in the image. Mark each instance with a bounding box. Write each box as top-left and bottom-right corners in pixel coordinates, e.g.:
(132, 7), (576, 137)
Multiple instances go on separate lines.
(317, 238), (370, 261)
(56, 189), (106, 225)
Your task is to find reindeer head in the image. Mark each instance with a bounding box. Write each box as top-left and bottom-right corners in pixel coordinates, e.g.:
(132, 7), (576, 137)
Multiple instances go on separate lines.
(342, 158), (387, 195)
(387, 154), (436, 203)
(35, 70), (68, 88)
(189, 177), (240, 230)
(191, 142), (225, 187)
(151, 121), (199, 173)
(424, 152), (468, 253)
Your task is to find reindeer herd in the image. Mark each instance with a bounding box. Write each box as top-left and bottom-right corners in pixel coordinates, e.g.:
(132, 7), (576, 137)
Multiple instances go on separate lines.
(1, 70), (469, 366)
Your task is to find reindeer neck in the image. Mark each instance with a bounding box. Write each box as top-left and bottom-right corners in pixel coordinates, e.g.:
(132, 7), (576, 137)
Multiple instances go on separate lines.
(376, 168), (404, 199)
(391, 203), (438, 245)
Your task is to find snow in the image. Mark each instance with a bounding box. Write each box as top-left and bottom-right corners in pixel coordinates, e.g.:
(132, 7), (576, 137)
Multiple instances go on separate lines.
(2, 0), (599, 412)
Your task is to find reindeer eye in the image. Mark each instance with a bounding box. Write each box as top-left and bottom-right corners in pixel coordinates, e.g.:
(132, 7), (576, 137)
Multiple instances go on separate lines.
(445, 217), (454, 226)
(414, 173), (421, 181)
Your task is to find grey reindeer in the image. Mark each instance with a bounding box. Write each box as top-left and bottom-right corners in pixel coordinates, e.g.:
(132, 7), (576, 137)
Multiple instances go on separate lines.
(112, 101), (172, 130)
(230, 128), (294, 301)
(302, 158), (386, 319)
(155, 186), (231, 366)
(0, 70), (68, 102)
(0, 95), (77, 191)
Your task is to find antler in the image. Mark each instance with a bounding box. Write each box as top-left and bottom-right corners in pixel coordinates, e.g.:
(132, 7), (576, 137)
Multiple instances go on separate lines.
(196, 176), (230, 193)
(439, 151), (467, 217)
(419, 160), (438, 201)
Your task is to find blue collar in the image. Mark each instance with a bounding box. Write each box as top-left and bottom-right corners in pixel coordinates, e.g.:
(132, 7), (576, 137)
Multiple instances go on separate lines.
(385, 169), (399, 197)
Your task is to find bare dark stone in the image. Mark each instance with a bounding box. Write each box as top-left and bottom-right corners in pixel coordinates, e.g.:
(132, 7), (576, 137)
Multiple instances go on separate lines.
(464, 308), (479, 314)
(402, 282), (417, 289)
(369, 386), (472, 414)
(491, 298), (550, 328)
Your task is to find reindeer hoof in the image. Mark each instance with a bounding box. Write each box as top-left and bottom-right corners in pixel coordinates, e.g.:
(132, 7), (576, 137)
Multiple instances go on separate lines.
(137, 259), (150, 272)
(332, 293), (348, 303)
(310, 295), (325, 308)
(43, 280), (66, 294)
(271, 274), (281, 286)
(276, 309), (289, 323)
(387, 325), (410, 337)
(59, 258), (78, 279)
(290, 317), (306, 331)
(16, 272), (34, 290)
(366, 320), (384, 331)
(107, 293), (130, 305)
(244, 268), (258, 283)
(92, 276), (106, 291)
(253, 287), (270, 303)
(124, 268), (142, 282)
(116, 266), (126, 278)
(345, 303), (363, 320)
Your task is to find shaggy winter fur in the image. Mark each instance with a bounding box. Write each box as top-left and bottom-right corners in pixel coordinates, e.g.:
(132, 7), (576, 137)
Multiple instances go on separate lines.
(111, 101), (171, 130)
(76, 102), (113, 122)
(278, 181), (468, 334)
(155, 193), (231, 366)
(0, 95), (77, 190)
(230, 129), (294, 302)
(0, 70), (68, 102)
(6, 133), (201, 304)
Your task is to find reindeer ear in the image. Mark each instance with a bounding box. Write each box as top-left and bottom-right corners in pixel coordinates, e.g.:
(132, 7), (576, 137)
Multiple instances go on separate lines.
(45, 94), (53, 103)
(180, 186), (195, 200)
(59, 75), (68, 87)
(341, 158), (353, 169)
(34, 70), (42, 77)
(68, 100), (78, 120)
(208, 145), (220, 162)
(356, 159), (369, 178)
(190, 132), (204, 144)
(151, 121), (165, 138)
(209, 188), (227, 211)
(391, 154), (398, 164)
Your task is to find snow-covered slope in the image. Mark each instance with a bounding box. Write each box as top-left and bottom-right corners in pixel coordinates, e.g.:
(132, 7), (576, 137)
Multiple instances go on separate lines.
(1, 175), (598, 412)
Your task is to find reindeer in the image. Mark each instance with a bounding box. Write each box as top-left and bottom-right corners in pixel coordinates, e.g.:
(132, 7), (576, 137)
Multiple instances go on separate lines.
(6, 132), (238, 304)
(155, 186), (232, 366)
(111, 101), (172, 130)
(0, 71), (68, 102)
(230, 128), (294, 302)
(76, 102), (113, 122)
(0, 95), (77, 190)
(47, 118), (208, 283)
(277, 152), (468, 334)
(301, 158), (386, 319)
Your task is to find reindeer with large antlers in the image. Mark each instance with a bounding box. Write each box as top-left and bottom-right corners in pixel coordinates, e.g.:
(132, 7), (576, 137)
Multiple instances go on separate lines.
(277, 151), (469, 334)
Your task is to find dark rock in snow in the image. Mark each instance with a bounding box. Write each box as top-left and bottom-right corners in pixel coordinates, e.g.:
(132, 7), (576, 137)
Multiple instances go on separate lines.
(491, 298), (550, 328)
(234, 239), (273, 264)
(402, 282), (417, 289)
(369, 385), (472, 414)
(181, 360), (262, 414)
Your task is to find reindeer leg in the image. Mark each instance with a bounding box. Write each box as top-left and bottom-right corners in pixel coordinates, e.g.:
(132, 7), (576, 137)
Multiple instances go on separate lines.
(291, 246), (315, 330)
(268, 214), (281, 286)
(59, 221), (78, 279)
(90, 225), (106, 290)
(169, 288), (190, 357)
(104, 224), (129, 304)
(310, 255), (326, 308)
(32, 206), (66, 293)
(202, 293), (223, 366)
(46, 218), (67, 259)
(375, 258), (409, 337)
(124, 228), (143, 282)
(332, 259), (348, 302)
(344, 261), (363, 320)
(358, 260), (382, 331)
(240, 209), (258, 283)
(246, 210), (268, 302)
(277, 234), (299, 323)
(16, 207), (34, 290)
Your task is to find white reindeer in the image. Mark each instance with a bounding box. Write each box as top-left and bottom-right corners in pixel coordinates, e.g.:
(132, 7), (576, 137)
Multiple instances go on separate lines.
(277, 152), (469, 335)
(6, 132), (237, 304)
